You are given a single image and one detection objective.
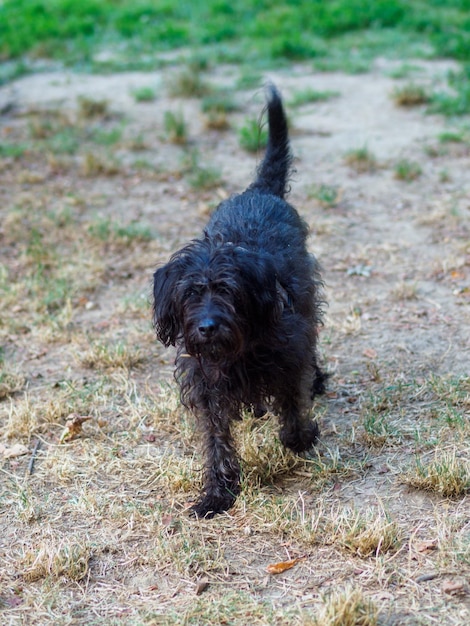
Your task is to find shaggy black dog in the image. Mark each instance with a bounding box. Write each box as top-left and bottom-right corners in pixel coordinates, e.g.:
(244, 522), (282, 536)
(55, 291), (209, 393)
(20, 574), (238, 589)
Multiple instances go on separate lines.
(153, 85), (326, 518)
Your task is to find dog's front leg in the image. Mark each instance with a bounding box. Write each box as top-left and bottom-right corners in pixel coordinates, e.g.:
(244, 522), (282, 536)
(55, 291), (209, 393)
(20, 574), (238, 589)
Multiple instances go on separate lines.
(191, 410), (240, 519)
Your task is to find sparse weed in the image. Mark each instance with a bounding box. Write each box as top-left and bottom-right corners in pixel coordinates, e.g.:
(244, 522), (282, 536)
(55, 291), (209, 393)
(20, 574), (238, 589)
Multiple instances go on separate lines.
(163, 110), (188, 144)
(189, 163), (222, 190)
(90, 126), (122, 146)
(307, 183), (341, 208)
(361, 411), (400, 447)
(394, 159), (422, 181)
(182, 149), (222, 190)
(391, 281), (418, 301)
(0, 142), (27, 158)
(392, 83), (430, 107)
(428, 66), (470, 116)
(88, 216), (154, 243)
(239, 117), (268, 152)
(388, 63), (423, 79)
(289, 88), (339, 107)
(168, 69), (211, 98)
(81, 152), (121, 177)
(46, 127), (80, 154)
(131, 86), (157, 102)
(403, 450), (470, 497)
(79, 341), (145, 371)
(344, 147), (378, 173)
(438, 130), (465, 143)
(201, 93), (238, 115)
(77, 96), (109, 120)
(201, 93), (238, 130)
(236, 69), (262, 90)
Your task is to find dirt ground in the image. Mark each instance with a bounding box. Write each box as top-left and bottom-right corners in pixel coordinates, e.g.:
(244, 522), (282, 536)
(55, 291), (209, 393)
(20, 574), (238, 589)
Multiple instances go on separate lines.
(0, 58), (469, 624)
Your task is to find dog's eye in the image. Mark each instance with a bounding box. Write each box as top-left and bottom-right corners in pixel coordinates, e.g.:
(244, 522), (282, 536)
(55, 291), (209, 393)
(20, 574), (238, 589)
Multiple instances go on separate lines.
(187, 284), (205, 297)
(212, 282), (231, 296)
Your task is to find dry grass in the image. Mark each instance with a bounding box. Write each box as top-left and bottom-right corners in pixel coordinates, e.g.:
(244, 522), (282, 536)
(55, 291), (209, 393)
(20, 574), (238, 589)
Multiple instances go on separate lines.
(312, 586), (379, 626)
(392, 83), (430, 107)
(20, 537), (91, 582)
(0, 369), (26, 399)
(327, 506), (402, 557)
(1, 65), (470, 626)
(402, 450), (470, 497)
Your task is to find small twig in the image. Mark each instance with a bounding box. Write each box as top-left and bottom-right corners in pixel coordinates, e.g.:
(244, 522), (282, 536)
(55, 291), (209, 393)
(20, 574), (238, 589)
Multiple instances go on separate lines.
(27, 439), (41, 476)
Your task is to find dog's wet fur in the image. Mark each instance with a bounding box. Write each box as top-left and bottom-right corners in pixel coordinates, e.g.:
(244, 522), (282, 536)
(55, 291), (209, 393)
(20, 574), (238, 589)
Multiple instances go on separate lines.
(153, 85), (326, 518)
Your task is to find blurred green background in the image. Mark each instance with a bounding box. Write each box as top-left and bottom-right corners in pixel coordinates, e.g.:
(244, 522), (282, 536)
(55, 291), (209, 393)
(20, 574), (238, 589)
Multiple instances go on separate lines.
(1, 0), (470, 70)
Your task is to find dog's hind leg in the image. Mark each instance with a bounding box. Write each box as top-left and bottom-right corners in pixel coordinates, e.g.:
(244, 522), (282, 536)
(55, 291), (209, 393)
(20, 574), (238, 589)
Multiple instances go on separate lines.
(275, 388), (320, 454)
(191, 410), (241, 519)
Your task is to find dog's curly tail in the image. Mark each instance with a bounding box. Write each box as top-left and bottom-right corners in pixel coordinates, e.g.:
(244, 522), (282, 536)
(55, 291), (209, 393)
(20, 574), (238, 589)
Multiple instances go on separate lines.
(250, 84), (293, 199)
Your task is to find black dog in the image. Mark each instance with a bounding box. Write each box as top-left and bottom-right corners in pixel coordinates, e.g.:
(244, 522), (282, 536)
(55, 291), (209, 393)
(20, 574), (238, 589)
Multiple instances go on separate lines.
(153, 85), (326, 518)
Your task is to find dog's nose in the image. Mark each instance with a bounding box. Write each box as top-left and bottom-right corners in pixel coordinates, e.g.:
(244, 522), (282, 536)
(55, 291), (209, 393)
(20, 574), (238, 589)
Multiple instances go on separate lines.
(198, 318), (217, 337)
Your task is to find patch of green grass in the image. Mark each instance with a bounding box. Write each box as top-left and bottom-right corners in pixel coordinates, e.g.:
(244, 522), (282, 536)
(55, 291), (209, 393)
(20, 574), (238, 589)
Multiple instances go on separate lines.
(438, 130), (465, 143)
(236, 68), (262, 90)
(46, 127), (81, 154)
(0, 60), (30, 85)
(361, 411), (400, 447)
(131, 86), (157, 102)
(3, 0), (470, 74)
(239, 116), (268, 153)
(428, 66), (470, 116)
(88, 217), (153, 243)
(201, 93), (239, 114)
(394, 159), (422, 181)
(183, 151), (222, 190)
(89, 126), (122, 146)
(387, 63), (423, 79)
(0, 142), (27, 159)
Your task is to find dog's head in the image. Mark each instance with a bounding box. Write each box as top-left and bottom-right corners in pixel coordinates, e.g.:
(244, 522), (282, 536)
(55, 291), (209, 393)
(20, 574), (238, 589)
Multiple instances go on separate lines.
(153, 239), (284, 363)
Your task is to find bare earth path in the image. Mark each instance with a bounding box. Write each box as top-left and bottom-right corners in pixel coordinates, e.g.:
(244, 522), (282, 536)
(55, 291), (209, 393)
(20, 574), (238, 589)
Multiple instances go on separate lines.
(0, 60), (469, 624)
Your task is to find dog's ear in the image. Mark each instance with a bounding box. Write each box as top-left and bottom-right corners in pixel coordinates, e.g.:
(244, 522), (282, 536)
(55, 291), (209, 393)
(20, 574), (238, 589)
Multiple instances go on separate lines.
(153, 259), (184, 346)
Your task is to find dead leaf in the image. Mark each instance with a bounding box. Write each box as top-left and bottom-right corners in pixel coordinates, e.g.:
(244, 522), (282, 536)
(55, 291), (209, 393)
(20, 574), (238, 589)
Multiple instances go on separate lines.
(266, 557), (305, 575)
(59, 414), (92, 443)
(415, 540), (438, 553)
(0, 443), (29, 458)
(195, 578), (209, 595)
(442, 580), (467, 596)
(363, 348), (377, 359)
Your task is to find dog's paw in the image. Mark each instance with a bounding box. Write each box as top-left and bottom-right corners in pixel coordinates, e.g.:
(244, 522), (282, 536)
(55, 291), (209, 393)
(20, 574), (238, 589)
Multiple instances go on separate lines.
(189, 494), (236, 519)
(281, 420), (320, 454)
